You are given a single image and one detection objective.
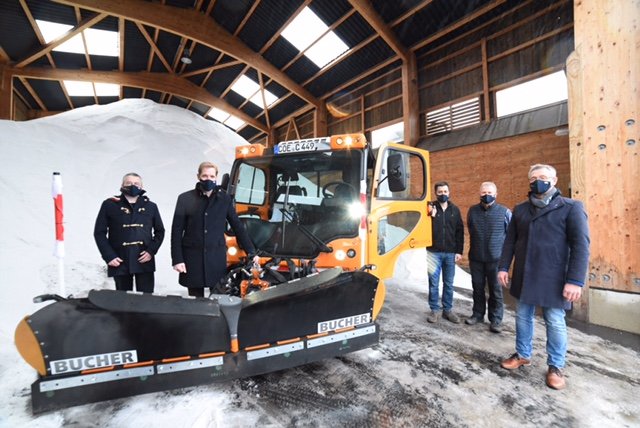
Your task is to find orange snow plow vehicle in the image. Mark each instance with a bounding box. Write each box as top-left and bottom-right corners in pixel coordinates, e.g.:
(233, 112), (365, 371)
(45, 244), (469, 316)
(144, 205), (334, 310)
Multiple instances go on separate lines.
(15, 133), (432, 413)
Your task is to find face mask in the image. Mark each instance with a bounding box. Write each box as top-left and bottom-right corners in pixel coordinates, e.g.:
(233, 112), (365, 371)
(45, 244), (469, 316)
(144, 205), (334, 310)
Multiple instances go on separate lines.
(200, 179), (217, 192)
(121, 185), (143, 197)
(480, 194), (496, 204)
(436, 194), (449, 203)
(529, 179), (552, 195)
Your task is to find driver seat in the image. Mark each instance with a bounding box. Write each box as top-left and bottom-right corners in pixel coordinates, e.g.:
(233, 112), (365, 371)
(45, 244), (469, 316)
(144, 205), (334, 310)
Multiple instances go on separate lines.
(322, 183), (355, 208)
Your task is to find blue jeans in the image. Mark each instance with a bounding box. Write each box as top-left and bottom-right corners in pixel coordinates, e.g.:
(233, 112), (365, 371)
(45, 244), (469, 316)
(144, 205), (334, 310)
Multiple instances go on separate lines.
(428, 252), (455, 312)
(515, 301), (567, 368)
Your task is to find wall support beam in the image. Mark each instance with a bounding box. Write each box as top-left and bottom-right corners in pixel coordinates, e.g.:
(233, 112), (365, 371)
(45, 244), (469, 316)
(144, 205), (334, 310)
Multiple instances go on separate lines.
(570, 0), (640, 321)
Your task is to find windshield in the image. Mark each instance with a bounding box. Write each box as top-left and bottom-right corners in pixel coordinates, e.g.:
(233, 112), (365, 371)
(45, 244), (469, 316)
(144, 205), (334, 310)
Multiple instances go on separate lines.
(231, 149), (364, 258)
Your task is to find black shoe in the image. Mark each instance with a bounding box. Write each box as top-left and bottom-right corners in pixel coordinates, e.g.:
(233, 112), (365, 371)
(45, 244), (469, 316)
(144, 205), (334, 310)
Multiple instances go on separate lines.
(465, 316), (483, 325)
(490, 322), (502, 333)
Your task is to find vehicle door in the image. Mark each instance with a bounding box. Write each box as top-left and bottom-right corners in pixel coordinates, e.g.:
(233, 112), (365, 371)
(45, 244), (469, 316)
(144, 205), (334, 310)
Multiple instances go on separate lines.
(367, 143), (432, 280)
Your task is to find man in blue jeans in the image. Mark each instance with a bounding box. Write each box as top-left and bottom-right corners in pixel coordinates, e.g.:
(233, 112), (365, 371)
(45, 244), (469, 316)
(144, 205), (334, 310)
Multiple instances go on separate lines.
(498, 164), (590, 390)
(427, 181), (464, 324)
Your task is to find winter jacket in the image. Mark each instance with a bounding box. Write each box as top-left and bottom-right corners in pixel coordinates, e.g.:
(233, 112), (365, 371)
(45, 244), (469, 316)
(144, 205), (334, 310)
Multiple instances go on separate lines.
(428, 201), (464, 254)
(171, 184), (256, 288)
(498, 192), (590, 309)
(467, 202), (512, 262)
(94, 194), (165, 277)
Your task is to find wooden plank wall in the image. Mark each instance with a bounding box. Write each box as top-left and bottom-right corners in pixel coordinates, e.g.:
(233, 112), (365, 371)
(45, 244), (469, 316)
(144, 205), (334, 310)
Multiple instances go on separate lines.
(428, 128), (570, 265)
(572, 0), (640, 294)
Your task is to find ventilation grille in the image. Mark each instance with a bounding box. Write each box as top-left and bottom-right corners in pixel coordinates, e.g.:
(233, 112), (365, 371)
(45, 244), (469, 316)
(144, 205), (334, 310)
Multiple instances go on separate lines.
(426, 97), (480, 136)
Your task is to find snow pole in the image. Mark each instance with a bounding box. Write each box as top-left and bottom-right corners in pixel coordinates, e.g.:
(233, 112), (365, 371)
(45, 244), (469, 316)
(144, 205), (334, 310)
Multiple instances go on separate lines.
(52, 172), (65, 296)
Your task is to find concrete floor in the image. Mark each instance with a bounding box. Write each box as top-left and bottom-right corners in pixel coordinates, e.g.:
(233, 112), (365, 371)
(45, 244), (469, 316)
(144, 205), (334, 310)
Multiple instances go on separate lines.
(22, 277), (639, 427)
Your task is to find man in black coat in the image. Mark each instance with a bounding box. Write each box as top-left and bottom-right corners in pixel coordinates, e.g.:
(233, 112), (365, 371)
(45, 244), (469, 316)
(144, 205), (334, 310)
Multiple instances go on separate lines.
(498, 164), (590, 390)
(94, 173), (165, 292)
(426, 181), (464, 324)
(171, 162), (258, 297)
(465, 181), (512, 333)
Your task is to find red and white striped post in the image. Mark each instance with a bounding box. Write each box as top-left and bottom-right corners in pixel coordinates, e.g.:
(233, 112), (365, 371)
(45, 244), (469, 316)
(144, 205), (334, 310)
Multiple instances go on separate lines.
(52, 172), (65, 296)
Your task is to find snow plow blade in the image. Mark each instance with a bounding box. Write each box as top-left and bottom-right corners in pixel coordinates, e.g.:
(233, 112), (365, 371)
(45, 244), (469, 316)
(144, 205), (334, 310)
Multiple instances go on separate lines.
(15, 268), (380, 413)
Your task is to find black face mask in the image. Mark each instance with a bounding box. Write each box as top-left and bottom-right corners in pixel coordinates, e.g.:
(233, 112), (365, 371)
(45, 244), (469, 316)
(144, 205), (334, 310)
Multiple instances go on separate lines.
(436, 194), (449, 203)
(199, 179), (217, 192)
(529, 179), (552, 195)
(121, 185), (144, 197)
(480, 194), (496, 204)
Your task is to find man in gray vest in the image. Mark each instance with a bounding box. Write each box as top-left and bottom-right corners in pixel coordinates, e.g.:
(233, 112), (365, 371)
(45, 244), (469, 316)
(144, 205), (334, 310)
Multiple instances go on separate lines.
(465, 182), (512, 332)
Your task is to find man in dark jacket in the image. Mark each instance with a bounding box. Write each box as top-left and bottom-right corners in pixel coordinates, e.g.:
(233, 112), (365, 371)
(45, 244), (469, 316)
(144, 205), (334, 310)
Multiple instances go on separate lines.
(466, 182), (512, 333)
(498, 164), (590, 390)
(94, 173), (165, 293)
(171, 162), (258, 297)
(427, 181), (464, 324)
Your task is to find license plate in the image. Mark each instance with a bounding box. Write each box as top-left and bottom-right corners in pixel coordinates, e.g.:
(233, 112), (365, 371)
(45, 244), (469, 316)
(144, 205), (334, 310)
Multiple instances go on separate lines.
(275, 140), (318, 154)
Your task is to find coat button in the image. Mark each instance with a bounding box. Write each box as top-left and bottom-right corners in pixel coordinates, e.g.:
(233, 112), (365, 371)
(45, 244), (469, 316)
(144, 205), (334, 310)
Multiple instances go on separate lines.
(204, 230), (208, 233)
(205, 213), (208, 216)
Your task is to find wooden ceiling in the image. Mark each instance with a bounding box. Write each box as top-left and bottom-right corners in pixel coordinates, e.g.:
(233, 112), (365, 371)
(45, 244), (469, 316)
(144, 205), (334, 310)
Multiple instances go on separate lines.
(0, 0), (516, 141)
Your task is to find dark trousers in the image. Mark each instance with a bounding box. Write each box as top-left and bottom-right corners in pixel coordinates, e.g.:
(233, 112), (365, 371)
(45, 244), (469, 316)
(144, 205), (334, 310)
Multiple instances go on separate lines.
(187, 287), (212, 298)
(114, 272), (154, 293)
(469, 260), (503, 323)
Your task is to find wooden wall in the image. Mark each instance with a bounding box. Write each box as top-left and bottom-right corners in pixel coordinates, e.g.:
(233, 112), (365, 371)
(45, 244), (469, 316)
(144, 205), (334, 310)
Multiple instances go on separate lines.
(428, 128), (570, 265)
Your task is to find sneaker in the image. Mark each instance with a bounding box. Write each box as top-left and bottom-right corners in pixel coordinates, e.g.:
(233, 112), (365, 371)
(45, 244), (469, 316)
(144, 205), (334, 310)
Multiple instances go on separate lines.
(427, 310), (440, 323)
(500, 353), (531, 370)
(465, 316), (483, 325)
(489, 322), (502, 333)
(442, 311), (461, 324)
(546, 366), (566, 390)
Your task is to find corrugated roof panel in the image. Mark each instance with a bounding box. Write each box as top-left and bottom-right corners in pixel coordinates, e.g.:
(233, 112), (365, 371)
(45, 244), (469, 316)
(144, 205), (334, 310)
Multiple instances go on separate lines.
(13, 78), (38, 109)
(25, 79), (68, 111)
(237, 0), (305, 52)
(123, 87), (143, 99)
(0, 1), (40, 61)
(306, 38), (395, 97)
(28, 0), (77, 25)
(89, 55), (119, 72)
(267, 95), (307, 124)
(263, 37), (299, 70)
(50, 51), (89, 69)
(73, 96), (96, 108)
(212, 0), (257, 34)
(204, 63), (246, 96)
(124, 21), (152, 72)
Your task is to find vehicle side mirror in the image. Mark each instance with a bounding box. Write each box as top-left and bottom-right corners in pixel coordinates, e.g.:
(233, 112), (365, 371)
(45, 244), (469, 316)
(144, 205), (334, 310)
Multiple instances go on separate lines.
(387, 153), (406, 192)
(220, 173), (230, 193)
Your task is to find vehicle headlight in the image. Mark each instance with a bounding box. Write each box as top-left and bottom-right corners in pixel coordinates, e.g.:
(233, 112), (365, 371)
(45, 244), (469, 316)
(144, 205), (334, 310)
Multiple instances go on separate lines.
(335, 250), (346, 261)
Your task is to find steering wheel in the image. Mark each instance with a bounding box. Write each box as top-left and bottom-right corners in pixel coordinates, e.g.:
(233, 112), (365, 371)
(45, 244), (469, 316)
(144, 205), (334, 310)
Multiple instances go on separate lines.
(322, 181), (356, 198)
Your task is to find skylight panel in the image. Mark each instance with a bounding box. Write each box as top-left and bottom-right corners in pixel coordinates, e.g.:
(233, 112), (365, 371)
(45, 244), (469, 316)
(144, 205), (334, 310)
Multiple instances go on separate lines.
(230, 75), (279, 110)
(84, 28), (119, 57)
(63, 81), (94, 96)
(207, 108), (245, 131)
(36, 19), (119, 57)
(207, 107), (229, 122)
(231, 75), (260, 99)
(281, 7), (327, 52)
(248, 90), (278, 109)
(94, 83), (119, 97)
(305, 32), (349, 68)
(224, 115), (245, 130)
(280, 7), (350, 69)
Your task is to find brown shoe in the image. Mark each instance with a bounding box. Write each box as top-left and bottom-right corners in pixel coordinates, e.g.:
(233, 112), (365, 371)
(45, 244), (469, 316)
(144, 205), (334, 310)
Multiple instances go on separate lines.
(500, 353), (531, 370)
(427, 310), (440, 323)
(546, 366), (566, 390)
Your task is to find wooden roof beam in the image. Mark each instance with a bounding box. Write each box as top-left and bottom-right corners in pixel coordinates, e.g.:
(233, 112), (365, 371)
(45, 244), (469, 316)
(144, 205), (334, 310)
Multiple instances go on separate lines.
(8, 67), (267, 132)
(348, 0), (410, 61)
(53, 0), (322, 109)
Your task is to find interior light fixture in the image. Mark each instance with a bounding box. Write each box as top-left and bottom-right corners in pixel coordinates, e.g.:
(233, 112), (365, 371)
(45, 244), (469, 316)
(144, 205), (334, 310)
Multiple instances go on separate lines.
(180, 48), (192, 65)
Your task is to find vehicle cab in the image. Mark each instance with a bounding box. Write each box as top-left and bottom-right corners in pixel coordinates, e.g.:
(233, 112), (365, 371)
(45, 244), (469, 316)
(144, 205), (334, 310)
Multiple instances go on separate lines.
(225, 133), (432, 282)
